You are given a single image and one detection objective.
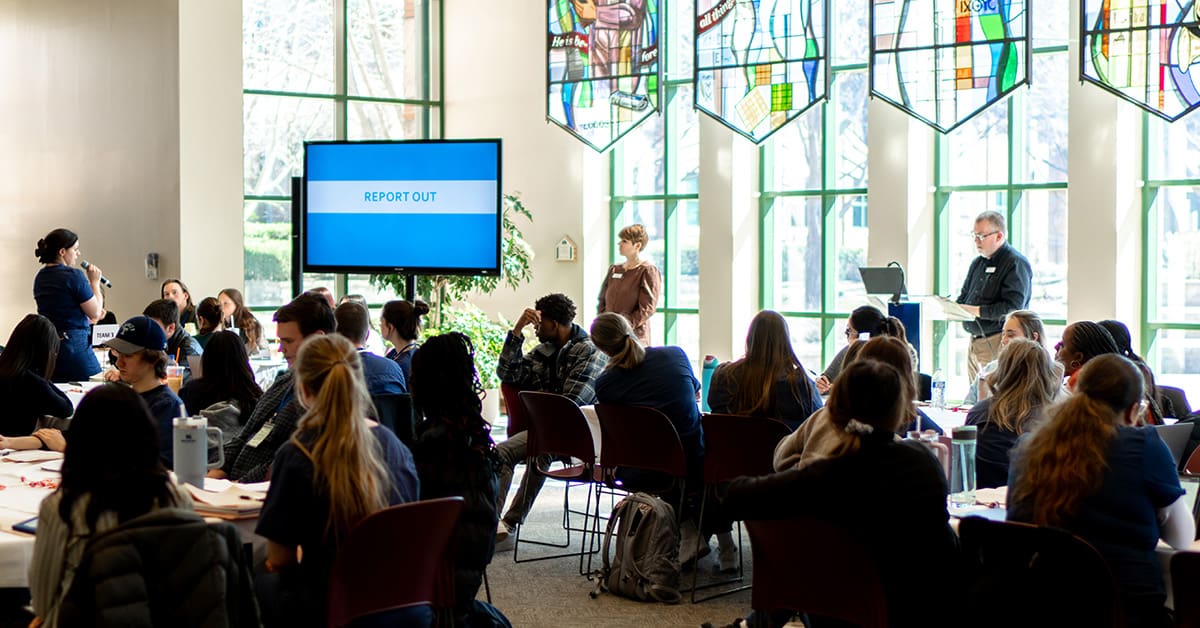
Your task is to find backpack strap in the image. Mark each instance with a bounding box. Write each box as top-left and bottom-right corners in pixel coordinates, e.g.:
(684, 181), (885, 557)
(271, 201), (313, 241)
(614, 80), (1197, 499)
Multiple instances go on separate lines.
(590, 496), (629, 598)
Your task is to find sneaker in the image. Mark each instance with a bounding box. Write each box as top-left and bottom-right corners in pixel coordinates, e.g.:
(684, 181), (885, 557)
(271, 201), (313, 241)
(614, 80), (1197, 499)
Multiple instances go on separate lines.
(678, 522), (712, 570)
(496, 520), (513, 543)
(716, 543), (738, 573)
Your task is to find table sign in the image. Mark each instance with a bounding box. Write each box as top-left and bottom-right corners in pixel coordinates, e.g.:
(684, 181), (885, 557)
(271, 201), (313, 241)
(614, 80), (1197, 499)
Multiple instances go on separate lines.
(91, 324), (118, 346)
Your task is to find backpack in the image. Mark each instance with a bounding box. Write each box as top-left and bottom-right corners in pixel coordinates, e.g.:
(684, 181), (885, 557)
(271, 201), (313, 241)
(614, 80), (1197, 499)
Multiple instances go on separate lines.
(589, 492), (682, 604)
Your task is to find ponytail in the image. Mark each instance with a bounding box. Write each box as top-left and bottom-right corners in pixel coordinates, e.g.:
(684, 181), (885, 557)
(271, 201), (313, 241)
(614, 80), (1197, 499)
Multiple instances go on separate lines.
(590, 313), (646, 369)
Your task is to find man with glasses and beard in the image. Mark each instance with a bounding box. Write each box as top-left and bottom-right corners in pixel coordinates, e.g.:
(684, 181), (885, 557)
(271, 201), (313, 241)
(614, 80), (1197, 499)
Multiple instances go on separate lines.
(956, 210), (1033, 382)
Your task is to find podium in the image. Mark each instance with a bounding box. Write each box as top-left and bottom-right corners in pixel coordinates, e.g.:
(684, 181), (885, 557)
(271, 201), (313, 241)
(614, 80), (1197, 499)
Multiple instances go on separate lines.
(858, 266), (921, 354)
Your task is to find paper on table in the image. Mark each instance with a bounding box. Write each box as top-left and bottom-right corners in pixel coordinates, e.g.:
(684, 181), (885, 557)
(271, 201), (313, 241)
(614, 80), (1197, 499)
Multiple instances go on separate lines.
(185, 484), (264, 512)
(3, 451), (64, 464)
(40, 460), (62, 472)
(975, 486), (1008, 507)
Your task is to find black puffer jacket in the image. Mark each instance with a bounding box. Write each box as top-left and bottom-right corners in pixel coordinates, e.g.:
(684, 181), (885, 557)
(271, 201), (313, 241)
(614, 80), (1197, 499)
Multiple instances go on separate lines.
(412, 417), (500, 617)
(58, 508), (259, 627)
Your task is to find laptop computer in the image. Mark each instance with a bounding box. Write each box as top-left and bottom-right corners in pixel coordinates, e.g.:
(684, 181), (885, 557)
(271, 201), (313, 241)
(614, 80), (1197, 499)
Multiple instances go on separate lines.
(858, 266), (906, 304)
(1154, 423), (1192, 467)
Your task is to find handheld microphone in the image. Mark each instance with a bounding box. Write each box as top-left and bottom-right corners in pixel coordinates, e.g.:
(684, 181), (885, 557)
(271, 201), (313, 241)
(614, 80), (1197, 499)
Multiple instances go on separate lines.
(80, 260), (113, 288)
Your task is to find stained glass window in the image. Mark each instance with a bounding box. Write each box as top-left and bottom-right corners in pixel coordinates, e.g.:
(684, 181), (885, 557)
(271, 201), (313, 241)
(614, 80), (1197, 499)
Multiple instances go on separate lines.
(871, 0), (1031, 133)
(693, 0), (828, 143)
(1081, 0), (1200, 121)
(547, 0), (661, 151)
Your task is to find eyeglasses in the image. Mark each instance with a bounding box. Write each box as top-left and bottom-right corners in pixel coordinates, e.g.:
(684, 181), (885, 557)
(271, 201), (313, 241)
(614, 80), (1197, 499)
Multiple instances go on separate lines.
(970, 230), (1000, 242)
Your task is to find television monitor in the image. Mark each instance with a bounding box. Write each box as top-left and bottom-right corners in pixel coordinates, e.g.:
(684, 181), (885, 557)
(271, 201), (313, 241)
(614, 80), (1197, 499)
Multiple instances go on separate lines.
(302, 139), (502, 275)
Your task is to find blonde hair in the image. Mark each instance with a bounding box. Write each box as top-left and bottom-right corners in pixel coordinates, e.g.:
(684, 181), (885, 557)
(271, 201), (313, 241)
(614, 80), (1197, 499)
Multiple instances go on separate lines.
(1009, 354), (1143, 526)
(986, 338), (1059, 434)
(590, 313), (645, 370)
(291, 334), (394, 539)
(618, 224), (648, 249)
(717, 310), (814, 417)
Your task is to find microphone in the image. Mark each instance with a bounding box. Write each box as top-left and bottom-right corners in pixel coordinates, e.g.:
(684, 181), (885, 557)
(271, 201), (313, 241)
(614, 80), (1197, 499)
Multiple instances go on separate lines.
(80, 260), (113, 288)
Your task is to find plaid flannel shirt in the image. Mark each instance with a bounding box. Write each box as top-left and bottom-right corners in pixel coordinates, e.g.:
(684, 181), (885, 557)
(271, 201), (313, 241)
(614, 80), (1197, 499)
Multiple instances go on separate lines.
(496, 323), (606, 406)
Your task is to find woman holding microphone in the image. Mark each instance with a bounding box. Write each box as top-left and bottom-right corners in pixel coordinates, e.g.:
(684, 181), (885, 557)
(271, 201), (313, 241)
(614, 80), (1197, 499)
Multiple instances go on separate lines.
(33, 228), (105, 382)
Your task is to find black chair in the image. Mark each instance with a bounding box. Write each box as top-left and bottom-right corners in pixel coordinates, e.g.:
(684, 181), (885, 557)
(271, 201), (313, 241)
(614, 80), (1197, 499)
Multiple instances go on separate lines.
(372, 393), (414, 445)
(958, 516), (1123, 627)
(1171, 551), (1200, 628)
(1160, 385), (1192, 418)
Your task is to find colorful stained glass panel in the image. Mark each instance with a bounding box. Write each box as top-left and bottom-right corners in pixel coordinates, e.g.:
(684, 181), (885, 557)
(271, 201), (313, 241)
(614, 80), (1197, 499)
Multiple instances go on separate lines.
(694, 0), (828, 143)
(871, 0), (1031, 133)
(547, 0), (661, 152)
(1081, 0), (1200, 121)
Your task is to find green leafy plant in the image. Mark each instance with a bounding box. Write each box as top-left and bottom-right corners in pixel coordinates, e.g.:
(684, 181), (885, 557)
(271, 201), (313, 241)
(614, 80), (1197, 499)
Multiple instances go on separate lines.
(369, 192), (534, 328)
(425, 304), (512, 390)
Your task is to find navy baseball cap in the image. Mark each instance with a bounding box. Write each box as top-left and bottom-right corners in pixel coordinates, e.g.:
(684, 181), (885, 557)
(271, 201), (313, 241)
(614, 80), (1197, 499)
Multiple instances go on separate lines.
(104, 316), (169, 354)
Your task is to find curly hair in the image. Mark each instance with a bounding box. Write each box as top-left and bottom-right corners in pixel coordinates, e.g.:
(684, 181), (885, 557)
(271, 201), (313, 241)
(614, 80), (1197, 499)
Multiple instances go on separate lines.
(409, 333), (494, 463)
(534, 293), (576, 326)
(986, 338), (1059, 434)
(618, 224), (649, 249)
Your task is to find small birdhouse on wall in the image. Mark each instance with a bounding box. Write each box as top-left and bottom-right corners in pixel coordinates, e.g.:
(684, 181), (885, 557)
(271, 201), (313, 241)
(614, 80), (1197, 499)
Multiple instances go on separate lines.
(555, 235), (577, 262)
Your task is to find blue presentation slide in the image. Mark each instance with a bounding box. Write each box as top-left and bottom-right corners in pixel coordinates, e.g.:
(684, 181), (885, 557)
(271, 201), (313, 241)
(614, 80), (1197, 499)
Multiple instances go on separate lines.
(305, 141), (500, 270)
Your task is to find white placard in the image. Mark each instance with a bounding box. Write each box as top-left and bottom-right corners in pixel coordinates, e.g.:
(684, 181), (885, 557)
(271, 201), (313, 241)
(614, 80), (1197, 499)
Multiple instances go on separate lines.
(91, 324), (119, 346)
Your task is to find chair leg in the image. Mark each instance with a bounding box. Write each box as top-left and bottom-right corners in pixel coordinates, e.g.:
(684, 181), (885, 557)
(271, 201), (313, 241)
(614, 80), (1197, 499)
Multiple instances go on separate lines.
(483, 569), (492, 604)
(513, 476), (599, 568)
(690, 485), (752, 603)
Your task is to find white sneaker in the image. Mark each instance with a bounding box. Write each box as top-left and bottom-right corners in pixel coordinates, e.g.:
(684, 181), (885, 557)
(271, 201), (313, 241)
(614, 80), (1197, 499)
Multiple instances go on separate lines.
(496, 520), (512, 543)
(716, 535), (738, 574)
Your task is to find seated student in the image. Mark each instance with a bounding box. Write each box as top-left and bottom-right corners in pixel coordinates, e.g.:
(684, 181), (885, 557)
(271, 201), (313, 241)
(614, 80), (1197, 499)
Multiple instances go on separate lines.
(218, 288), (267, 356)
(29, 384), (195, 627)
(964, 338), (1060, 488)
(0, 314), (73, 437)
(719, 358), (958, 628)
(161, 278), (198, 332)
(707, 310), (823, 431)
(333, 301), (406, 396)
(409, 333), (506, 625)
(210, 292), (335, 483)
(493, 293), (606, 542)
(815, 305), (885, 394)
(1099, 319), (1167, 423)
(589, 313), (719, 567)
(104, 316), (183, 467)
(380, 299), (430, 381)
(142, 299), (203, 370)
(774, 336), (940, 471)
(1055, 320), (1120, 393)
(255, 334), (419, 626)
(178, 330), (262, 433)
(193, 297), (225, 351)
(1008, 354), (1194, 628)
(965, 309), (1048, 405)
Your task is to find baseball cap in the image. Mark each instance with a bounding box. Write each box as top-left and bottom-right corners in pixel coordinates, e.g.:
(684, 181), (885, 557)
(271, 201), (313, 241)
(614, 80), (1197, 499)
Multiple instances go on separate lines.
(104, 316), (169, 354)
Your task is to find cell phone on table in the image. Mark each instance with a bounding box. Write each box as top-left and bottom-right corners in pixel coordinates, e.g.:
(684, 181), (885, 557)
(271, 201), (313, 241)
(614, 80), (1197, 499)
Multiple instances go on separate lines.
(12, 516), (38, 535)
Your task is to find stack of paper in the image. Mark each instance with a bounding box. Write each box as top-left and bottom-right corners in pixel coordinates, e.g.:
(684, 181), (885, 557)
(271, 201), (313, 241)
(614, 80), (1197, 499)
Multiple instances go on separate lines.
(185, 482), (268, 519)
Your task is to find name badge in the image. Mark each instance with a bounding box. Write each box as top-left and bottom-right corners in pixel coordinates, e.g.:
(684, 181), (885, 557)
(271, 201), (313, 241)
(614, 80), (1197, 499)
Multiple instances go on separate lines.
(985, 266), (996, 273)
(612, 273), (624, 279)
(246, 421), (274, 448)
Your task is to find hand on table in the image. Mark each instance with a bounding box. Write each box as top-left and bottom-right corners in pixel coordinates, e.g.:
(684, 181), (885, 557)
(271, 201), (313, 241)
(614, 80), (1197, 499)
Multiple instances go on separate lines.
(207, 469), (227, 480)
(33, 429), (66, 452)
(103, 369), (121, 382)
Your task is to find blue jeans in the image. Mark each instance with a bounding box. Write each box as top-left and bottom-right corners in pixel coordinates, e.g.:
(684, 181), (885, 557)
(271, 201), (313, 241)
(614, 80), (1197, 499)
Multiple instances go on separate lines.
(51, 328), (100, 383)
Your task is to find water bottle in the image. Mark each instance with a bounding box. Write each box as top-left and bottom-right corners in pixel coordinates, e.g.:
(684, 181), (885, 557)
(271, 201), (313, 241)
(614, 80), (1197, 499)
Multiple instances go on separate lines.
(173, 412), (225, 489)
(701, 355), (719, 412)
(950, 425), (978, 508)
(931, 368), (946, 409)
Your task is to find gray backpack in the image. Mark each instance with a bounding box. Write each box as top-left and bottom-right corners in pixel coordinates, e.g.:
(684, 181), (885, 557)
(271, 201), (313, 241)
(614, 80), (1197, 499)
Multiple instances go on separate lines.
(590, 493), (682, 604)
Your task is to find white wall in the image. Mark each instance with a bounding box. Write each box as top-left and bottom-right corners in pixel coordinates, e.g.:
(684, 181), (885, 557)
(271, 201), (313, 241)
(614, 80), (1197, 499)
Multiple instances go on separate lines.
(0, 0), (181, 334)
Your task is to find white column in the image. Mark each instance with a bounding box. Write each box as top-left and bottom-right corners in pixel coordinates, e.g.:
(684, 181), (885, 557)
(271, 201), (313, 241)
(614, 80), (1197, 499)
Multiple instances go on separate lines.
(1066, 0), (1142, 326)
(179, 0), (244, 299)
(697, 116), (759, 361)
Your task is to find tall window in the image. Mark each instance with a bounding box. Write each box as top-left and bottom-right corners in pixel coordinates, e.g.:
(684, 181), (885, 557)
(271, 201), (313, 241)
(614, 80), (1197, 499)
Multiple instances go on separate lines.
(932, 1), (1069, 396)
(609, 0), (700, 361)
(759, 0), (869, 374)
(242, 0), (442, 306)
(1143, 112), (1200, 392)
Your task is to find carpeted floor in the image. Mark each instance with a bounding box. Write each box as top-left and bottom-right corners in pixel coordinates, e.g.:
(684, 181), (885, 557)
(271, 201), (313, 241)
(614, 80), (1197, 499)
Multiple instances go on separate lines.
(483, 421), (756, 628)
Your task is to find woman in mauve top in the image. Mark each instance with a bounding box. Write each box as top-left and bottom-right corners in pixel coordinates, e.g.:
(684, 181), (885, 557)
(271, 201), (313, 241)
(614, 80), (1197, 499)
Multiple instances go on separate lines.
(598, 223), (662, 346)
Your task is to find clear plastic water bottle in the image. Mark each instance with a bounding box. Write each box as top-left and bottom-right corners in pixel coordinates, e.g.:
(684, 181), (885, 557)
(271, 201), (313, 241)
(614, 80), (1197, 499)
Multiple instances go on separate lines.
(950, 425), (978, 507)
(931, 368), (946, 409)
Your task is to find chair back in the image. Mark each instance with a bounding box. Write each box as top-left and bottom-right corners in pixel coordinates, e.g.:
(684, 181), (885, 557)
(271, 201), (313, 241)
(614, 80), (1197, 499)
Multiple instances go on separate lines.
(1172, 551), (1200, 628)
(1161, 385), (1192, 418)
(501, 382), (530, 437)
(372, 393), (414, 445)
(918, 372), (933, 402)
(957, 516), (1123, 627)
(594, 403), (687, 479)
(328, 497), (464, 627)
(1186, 447), (1200, 476)
(744, 516), (887, 627)
(700, 413), (790, 483)
(519, 391), (596, 464)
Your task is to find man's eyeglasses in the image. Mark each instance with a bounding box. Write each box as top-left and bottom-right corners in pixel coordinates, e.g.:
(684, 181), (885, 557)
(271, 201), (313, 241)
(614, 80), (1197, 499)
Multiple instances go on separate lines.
(970, 230), (999, 242)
